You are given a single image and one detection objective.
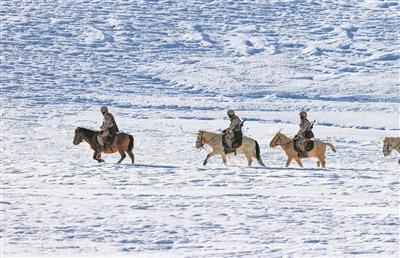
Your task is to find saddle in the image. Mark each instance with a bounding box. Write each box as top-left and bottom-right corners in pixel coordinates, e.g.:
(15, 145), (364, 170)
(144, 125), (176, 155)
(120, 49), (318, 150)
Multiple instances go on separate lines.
(222, 133), (242, 154)
(97, 133), (117, 148)
(105, 134), (117, 147)
(294, 139), (315, 156)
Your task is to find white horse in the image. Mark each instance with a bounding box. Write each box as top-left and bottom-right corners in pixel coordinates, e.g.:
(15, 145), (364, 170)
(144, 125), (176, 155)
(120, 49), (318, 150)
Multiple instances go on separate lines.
(196, 130), (265, 167)
(383, 137), (400, 163)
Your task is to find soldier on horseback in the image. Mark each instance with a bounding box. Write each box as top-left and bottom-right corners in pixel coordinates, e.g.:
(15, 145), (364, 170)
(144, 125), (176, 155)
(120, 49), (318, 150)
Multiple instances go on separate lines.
(223, 109), (243, 154)
(294, 111), (314, 157)
(97, 106), (119, 152)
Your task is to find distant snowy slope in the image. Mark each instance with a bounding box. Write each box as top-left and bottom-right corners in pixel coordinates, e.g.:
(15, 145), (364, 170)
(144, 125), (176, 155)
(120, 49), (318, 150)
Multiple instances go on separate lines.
(1, 0), (399, 104)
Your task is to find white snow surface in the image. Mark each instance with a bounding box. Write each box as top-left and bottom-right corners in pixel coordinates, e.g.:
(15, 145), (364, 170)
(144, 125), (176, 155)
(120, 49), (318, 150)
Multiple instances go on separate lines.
(1, 0), (399, 257)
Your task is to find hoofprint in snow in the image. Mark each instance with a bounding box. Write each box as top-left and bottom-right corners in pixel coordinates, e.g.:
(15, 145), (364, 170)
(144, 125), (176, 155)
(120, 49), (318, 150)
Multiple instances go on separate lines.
(1, 0), (399, 257)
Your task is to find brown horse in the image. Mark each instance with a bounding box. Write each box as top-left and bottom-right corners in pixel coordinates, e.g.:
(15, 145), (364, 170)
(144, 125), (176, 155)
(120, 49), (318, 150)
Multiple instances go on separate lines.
(73, 127), (134, 163)
(269, 131), (336, 168)
(196, 130), (265, 167)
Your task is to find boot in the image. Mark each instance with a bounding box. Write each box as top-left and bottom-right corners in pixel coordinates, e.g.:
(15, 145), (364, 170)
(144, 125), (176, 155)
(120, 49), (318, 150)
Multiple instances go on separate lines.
(224, 146), (234, 154)
(298, 150), (307, 158)
(96, 145), (105, 153)
(224, 146), (230, 154)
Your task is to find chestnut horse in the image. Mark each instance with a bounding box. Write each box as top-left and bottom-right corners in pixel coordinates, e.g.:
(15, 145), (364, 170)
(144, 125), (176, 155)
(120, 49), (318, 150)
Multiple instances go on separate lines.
(269, 131), (336, 168)
(73, 127), (134, 163)
(196, 130), (265, 167)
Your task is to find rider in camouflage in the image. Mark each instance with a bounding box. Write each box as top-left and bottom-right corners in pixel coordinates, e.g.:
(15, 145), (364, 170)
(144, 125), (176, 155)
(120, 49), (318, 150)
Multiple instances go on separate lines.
(223, 109), (242, 153)
(295, 111), (312, 157)
(97, 106), (119, 152)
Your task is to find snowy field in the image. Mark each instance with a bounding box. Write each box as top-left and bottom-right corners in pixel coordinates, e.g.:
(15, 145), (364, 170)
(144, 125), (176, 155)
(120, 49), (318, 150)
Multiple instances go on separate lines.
(1, 0), (399, 257)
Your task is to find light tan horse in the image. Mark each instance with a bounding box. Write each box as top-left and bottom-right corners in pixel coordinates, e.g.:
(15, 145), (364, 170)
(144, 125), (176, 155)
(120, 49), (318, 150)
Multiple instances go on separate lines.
(383, 137), (400, 162)
(269, 131), (336, 168)
(196, 130), (265, 167)
(73, 127), (134, 163)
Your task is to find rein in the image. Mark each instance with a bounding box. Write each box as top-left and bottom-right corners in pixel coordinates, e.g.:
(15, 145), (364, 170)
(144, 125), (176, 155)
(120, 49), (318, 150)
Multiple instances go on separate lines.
(275, 135), (293, 146)
(77, 128), (97, 144)
(199, 132), (220, 148)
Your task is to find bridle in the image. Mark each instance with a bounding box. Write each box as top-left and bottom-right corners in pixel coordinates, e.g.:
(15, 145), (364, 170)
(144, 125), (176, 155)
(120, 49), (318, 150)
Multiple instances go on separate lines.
(196, 131), (206, 148)
(273, 133), (293, 146)
(74, 130), (83, 144)
(74, 129), (86, 145)
(384, 141), (400, 155)
(196, 131), (219, 149)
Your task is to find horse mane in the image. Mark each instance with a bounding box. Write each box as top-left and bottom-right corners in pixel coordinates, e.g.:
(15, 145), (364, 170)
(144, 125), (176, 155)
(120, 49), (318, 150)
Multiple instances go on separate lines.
(383, 137), (400, 145)
(383, 136), (399, 141)
(77, 127), (98, 138)
(274, 130), (291, 140)
(201, 130), (221, 136)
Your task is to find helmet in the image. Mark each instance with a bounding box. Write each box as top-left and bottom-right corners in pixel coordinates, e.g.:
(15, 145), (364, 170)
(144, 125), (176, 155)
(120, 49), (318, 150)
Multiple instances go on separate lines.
(227, 109), (235, 117)
(299, 111), (307, 118)
(100, 106), (108, 113)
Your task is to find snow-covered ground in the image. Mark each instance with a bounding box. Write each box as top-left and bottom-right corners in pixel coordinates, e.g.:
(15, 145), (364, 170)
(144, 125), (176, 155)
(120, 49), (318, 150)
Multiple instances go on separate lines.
(1, 0), (399, 257)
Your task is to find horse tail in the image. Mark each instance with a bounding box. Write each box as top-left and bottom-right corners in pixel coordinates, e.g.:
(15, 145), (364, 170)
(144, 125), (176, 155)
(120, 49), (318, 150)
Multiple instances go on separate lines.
(326, 142), (336, 152)
(255, 140), (261, 160)
(128, 135), (134, 151)
(254, 141), (265, 166)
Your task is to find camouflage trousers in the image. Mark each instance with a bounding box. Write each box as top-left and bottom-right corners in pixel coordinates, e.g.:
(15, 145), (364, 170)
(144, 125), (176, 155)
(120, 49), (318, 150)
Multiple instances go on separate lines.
(224, 131), (235, 149)
(97, 130), (109, 147)
(295, 135), (308, 151)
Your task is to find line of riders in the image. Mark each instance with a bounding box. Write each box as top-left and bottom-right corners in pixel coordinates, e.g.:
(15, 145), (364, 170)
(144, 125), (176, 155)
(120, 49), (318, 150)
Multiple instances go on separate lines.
(96, 106), (315, 158)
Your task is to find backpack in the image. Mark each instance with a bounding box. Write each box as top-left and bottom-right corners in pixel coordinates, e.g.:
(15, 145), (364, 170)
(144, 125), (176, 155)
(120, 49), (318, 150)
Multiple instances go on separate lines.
(304, 120), (315, 139)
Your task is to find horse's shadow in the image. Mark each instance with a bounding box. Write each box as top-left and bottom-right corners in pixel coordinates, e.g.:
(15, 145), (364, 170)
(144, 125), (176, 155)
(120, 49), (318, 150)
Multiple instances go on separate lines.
(131, 163), (178, 169)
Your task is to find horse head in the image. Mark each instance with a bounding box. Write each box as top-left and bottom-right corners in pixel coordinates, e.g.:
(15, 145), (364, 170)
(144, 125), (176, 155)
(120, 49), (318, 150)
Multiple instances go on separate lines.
(73, 127), (84, 145)
(382, 138), (392, 157)
(269, 131), (282, 148)
(196, 130), (205, 149)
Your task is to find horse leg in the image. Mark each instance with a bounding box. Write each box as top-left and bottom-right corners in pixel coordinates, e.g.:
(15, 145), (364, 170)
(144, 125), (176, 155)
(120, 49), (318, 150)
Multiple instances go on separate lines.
(203, 151), (217, 166)
(285, 158), (292, 167)
(245, 153), (252, 167)
(117, 148), (127, 164)
(318, 156), (326, 168)
(221, 152), (227, 165)
(127, 150), (135, 164)
(295, 158), (303, 168)
(93, 152), (104, 163)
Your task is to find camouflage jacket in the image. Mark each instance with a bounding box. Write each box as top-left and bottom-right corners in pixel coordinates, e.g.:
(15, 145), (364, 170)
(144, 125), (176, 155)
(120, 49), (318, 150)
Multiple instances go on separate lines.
(101, 112), (119, 134)
(298, 117), (311, 135)
(227, 115), (242, 133)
